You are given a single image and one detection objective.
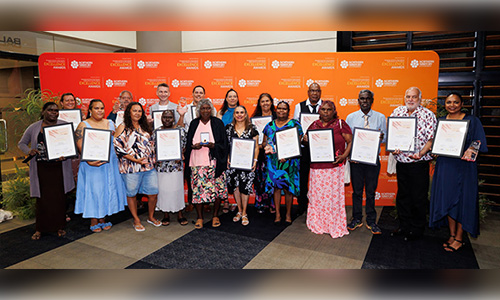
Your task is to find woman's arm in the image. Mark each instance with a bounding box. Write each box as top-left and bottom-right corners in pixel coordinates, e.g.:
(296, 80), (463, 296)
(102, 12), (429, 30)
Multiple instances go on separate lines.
(334, 133), (352, 164)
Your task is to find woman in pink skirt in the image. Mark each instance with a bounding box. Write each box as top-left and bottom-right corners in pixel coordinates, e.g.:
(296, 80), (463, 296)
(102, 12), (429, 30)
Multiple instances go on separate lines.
(302, 101), (352, 238)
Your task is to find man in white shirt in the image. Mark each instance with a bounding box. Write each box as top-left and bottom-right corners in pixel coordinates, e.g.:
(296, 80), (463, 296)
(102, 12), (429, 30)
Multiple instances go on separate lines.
(148, 83), (182, 129)
(293, 82), (323, 216)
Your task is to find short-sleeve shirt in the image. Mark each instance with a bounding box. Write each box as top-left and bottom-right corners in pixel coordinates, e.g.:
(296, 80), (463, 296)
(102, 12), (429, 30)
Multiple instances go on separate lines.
(114, 127), (155, 173)
(390, 105), (437, 163)
(308, 118), (352, 169)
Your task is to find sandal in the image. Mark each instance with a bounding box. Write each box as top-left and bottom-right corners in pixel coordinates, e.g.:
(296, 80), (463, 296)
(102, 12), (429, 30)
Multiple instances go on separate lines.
(178, 217), (188, 226)
(31, 231), (41, 240)
(133, 223), (145, 232)
(161, 217), (170, 226)
(57, 230), (66, 237)
(194, 219), (203, 229)
(90, 224), (102, 233)
(233, 212), (242, 222)
(212, 216), (221, 228)
(443, 235), (455, 247)
(100, 222), (112, 231)
(242, 215), (249, 226)
(444, 239), (465, 252)
(147, 219), (162, 227)
(65, 214), (71, 222)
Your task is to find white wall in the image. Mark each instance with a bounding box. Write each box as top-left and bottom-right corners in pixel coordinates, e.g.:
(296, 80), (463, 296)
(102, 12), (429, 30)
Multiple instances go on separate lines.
(182, 31), (337, 52)
(46, 31), (137, 50)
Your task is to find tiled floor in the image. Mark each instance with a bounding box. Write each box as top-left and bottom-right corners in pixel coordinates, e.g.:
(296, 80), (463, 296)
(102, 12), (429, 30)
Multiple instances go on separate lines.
(2, 207), (500, 269)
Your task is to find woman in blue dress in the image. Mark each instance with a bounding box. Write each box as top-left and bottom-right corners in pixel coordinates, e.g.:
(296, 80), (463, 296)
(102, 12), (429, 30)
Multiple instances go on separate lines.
(262, 101), (303, 225)
(74, 99), (127, 232)
(429, 93), (488, 251)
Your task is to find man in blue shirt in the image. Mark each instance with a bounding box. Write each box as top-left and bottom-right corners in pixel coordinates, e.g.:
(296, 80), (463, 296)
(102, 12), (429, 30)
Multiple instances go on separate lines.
(345, 89), (386, 234)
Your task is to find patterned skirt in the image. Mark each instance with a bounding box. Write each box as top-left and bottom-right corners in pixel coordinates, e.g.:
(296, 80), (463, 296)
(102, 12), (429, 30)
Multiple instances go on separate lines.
(306, 166), (349, 239)
(190, 166), (228, 204)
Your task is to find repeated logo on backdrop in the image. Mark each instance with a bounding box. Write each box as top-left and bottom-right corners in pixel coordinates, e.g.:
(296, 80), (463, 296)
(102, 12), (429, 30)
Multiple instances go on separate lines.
(39, 51), (439, 205)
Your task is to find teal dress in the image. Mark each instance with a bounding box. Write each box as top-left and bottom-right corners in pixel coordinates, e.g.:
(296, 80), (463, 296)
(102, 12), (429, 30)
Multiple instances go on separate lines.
(263, 119), (303, 196)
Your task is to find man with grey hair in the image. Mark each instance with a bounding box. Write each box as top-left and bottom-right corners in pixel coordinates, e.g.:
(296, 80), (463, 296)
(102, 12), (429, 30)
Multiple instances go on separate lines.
(345, 89), (386, 234)
(390, 87), (437, 241)
(107, 90), (133, 122)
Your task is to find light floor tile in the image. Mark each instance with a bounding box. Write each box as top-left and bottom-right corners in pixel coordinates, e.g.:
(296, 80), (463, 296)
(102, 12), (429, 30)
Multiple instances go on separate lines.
(244, 243), (315, 269)
(302, 251), (364, 269)
(7, 259), (53, 269)
(26, 241), (137, 269)
(471, 243), (500, 269)
(0, 217), (34, 234)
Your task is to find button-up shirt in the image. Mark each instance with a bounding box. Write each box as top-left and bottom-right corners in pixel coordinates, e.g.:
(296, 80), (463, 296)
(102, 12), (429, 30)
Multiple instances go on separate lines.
(346, 109), (387, 144)
(390, 105), (437, 163)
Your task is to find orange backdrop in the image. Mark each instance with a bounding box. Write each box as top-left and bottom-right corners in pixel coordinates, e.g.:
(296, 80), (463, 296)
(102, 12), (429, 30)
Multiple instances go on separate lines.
(39, 51), (439, 206)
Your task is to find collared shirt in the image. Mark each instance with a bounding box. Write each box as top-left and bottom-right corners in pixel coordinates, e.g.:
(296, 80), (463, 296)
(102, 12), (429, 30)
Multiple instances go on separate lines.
(293, 98), (323, 120)
(149, 101), (180, 123)
(346, 109), (387, 144)
(390, 105), (437, 163)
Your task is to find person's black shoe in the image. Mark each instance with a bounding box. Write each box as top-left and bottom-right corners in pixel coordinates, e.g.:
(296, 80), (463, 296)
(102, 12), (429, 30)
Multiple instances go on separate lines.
(404, 231), (422, 241)
(390, 228), (407, 238)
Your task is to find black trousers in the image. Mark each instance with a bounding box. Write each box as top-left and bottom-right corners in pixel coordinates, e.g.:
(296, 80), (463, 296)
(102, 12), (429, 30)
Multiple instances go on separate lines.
(395, 161), (430, 236)
(350, 160), (381, 224)
(298, 146), (310, 211)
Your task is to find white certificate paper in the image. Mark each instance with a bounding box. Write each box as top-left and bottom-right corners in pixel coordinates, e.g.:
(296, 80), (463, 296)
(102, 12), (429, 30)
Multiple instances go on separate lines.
(190, 106), (197, 121)
(43, 123), (77, 160)
(386, 117), (417, 152)
(276, 127), (301, 160)
(251, 116), (272, 144)
(431, 119), (470, 158)
(58, 109), (82, 130)
(230, 138), (256, 171)
(81, 128), (112, 163)
(115, 111), (124, 127)
(156, 128), (182, 161)
(152, 110), (165, 131)
(300, 113), (320, 133)
(350, 128), (381, 165)
(308, 129), (335, 163)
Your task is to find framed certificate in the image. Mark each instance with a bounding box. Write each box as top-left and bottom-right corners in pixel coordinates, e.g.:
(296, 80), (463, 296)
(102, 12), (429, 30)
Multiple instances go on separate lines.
(276, 126), (301, 160)
(156, 128), (182, 161)
(386, 117), (417, 152)
(190, 106), (197, 121)
(431, 119), (470, 158)
(115, 111), (124, 127)
(230, 138), (256, 171)
(251, 116), (272, 144)
(200, 132), (210, 145)
(152, 110), (166, 131)
(81, 128), (112, 163)
(350, 128), (381, 165)
(43, 123), (77, 161)
(308, 129), (335, 163)
(58, 109), (82, 130)
(300, 113), (320, 133)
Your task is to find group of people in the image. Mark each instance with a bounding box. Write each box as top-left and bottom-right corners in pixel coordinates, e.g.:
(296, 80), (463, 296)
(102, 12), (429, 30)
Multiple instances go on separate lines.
(18, 82), (487, 253)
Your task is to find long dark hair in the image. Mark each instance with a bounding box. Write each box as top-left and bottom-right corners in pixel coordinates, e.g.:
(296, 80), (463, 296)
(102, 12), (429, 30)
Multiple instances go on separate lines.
(86, 99), (104, 119)
(220, 88), (240, 115)
(41, 102), (58, 120)
(123, 102), (151, 134)
(252, 92), (276, 119)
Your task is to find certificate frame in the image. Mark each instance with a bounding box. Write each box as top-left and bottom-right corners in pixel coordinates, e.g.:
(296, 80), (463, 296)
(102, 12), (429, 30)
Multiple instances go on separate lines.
(155, 128), (182, 162)
(190, 106), (197, 121)
(276, 126), (302, 160)
(350, 128), (381, 166)
(251, 116), (273, 144)
(386, 116), (417, 152)
(152, 110), (166, 131)
(115, 111), (124, 127)
(81, 127), (112, 163)
(229, 138), (256, 171)
(308, 128), (335, 163)
(200, 132), (210, 145)
(58, 109), (82, 130)
(431, 119), (470, 158)
(299, 112), (320, 133)
(43, 123), (77, 161)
